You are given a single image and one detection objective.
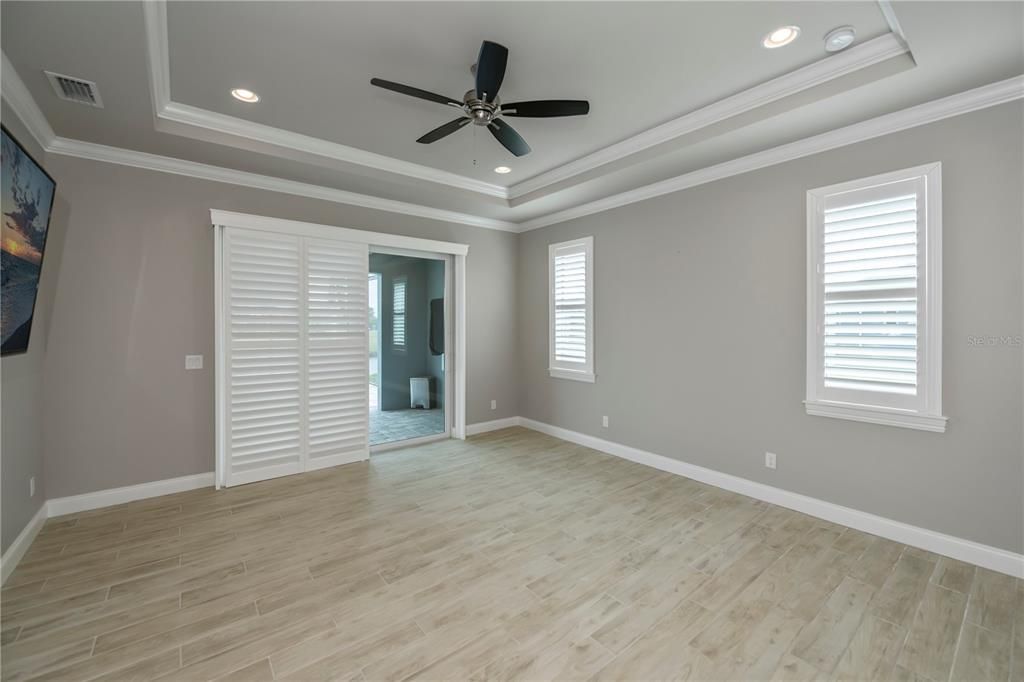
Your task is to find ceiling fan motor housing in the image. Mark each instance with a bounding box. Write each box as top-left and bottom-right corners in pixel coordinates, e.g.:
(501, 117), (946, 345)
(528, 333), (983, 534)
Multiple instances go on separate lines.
(463, 90), (499, 125)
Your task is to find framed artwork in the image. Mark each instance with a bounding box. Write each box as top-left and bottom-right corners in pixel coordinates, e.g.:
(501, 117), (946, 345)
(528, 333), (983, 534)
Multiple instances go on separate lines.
(1, 125), (56, 355)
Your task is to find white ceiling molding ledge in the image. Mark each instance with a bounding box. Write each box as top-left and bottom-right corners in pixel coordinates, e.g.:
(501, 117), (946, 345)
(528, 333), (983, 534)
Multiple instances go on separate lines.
(507, 33), (911, 200)
(1, 51), (57, 149)
(876, 0), (913, 54)
(141, 1), (509, 201)
(46, 138), (518, 232)
(519, 74), (1024, 231)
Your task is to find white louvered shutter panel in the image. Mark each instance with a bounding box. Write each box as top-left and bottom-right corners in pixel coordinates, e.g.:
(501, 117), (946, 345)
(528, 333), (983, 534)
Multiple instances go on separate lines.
(224, 228), (303, 485)
(820, 177), (922, 402)
(549, 237), (594, 380)
(554, 250), (587, 364)
(305, 238), (369, 469)
(392, 277), (407, 349)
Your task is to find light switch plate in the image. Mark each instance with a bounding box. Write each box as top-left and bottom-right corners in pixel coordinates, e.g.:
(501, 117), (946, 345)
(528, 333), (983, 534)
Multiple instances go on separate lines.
(185, 355), (204, 370)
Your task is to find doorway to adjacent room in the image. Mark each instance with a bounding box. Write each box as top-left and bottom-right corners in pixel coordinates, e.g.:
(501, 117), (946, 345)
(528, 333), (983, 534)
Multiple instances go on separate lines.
(368, 250), (449, 447)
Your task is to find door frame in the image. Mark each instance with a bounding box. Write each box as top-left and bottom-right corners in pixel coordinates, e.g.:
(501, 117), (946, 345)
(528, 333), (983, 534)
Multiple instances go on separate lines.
(368, 246), (453, 452)
(368, 271), (382, 412)
(212, 209), (469, 489)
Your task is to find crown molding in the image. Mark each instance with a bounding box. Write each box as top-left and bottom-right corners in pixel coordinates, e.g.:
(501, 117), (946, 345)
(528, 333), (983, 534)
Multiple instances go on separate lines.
(1, 51), (57, 149)
(6, 41), (1019, 237)
(507, 32), (910, 201)
(519, 74), (1024, 231)
(141, 1), (509, 201)
(45, 137), (518, 232)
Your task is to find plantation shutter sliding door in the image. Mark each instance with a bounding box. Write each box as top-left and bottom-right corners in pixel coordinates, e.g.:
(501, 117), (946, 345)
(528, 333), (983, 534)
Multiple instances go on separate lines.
(222, 227), (368, 487)
(224, 229), (304, 486)
(305, 238), (369, 471)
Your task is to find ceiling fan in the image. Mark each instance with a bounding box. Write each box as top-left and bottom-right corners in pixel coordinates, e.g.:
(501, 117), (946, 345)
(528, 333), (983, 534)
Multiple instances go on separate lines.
(370, 40), (590, 157)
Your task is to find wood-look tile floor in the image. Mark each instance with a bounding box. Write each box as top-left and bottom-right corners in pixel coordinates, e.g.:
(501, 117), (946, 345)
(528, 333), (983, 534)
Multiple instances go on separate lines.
(2, 427), (1020, 681)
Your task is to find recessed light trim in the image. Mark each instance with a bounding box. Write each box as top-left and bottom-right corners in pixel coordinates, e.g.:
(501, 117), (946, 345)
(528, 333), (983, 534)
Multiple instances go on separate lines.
(494, 166), (512, 174)
(824, 26), (857, 53)
(762, 25), (801, 49)
(231, 88), (260, 103)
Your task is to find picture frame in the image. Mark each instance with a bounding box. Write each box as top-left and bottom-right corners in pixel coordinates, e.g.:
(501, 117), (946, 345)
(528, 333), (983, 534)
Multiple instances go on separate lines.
(1, 124), (57, 356)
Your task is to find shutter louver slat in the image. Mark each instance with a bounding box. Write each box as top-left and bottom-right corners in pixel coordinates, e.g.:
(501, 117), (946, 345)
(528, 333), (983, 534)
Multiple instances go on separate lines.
(821, 188), (919, 397)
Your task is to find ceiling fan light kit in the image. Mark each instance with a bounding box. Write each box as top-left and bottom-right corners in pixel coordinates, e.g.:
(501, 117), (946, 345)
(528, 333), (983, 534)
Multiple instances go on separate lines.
(371, 40), (590, 157)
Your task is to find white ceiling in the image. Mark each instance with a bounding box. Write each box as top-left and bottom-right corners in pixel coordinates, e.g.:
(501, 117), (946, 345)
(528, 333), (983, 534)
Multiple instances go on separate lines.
(165, 1), (891, 184)
(1, 1), (1022, 228)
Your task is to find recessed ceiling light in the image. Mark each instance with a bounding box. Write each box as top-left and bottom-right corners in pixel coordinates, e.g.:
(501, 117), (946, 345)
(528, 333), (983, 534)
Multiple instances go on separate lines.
(494, 166), (511, 174)
(230, 88), (260, 103)
(824, 26), (857, 53)
(762, 25), (801, 49)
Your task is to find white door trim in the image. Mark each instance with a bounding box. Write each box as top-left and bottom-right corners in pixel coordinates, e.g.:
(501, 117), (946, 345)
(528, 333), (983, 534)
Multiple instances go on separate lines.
(210, 210), (469, 256)
(368, 247), (454, 445)
(453, 254), (467, 440)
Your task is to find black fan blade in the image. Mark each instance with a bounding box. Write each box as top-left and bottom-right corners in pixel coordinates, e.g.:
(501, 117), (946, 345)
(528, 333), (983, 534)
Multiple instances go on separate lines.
(475, 41), (508, 102)
(501, 100), (590, 117)
(370, 78), (461, 106)
(487, 119), (530, 157)
(417, 117), (471, 144)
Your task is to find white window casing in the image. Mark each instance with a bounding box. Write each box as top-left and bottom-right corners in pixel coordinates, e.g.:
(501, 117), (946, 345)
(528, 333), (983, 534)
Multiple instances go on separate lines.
(549, 236), (594, 382)
(806, 163), (946, 432)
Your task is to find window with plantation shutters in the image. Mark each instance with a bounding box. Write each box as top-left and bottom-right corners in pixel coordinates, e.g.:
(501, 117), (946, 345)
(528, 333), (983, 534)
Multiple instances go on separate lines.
(806, 164), (946, 432)
(549, 236), (594, 382)
(392, 277), (407, 350)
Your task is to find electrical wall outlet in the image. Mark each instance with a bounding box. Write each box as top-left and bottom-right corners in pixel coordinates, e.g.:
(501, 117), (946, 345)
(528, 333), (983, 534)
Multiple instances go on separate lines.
(490, 399), (497, 410)
(602, 416), (609, 428)
(185, 354), (204, 370)
(29, 476), (35, 497)
(765, 452), (777, 470)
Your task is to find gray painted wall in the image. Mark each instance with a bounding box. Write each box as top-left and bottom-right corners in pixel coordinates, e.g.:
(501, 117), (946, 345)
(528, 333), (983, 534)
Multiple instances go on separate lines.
(370, 253), (444, 412)
(518, 102), (1024, 553)
(0, 103), (66, 552)
(39, 155), (518, 499)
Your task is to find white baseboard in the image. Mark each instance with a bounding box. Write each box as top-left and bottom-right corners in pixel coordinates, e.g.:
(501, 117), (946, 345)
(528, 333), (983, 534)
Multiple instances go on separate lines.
(517, 417), (1024, 579)
(466, 417), (522, 436)
(47, 472), (215, 517)
(1, 502), (48, 584)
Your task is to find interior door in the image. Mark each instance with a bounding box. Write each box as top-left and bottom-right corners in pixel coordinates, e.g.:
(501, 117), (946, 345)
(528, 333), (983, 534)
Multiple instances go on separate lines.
(222, 227), (369, 487)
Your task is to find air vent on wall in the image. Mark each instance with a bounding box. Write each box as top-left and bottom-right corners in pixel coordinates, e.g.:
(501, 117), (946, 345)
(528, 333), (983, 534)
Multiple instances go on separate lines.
(44, 71), (103, 108)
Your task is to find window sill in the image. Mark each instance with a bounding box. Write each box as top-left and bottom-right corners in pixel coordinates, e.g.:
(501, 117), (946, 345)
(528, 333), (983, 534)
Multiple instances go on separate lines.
(549, 368), (595, 383)
(805, 400), (947, 433)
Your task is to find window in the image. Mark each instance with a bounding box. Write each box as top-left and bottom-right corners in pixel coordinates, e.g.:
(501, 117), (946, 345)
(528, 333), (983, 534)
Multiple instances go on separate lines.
(549, 236), (594, 382)
(392, 276), (407, 350)
(806, 163), (945, 432)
